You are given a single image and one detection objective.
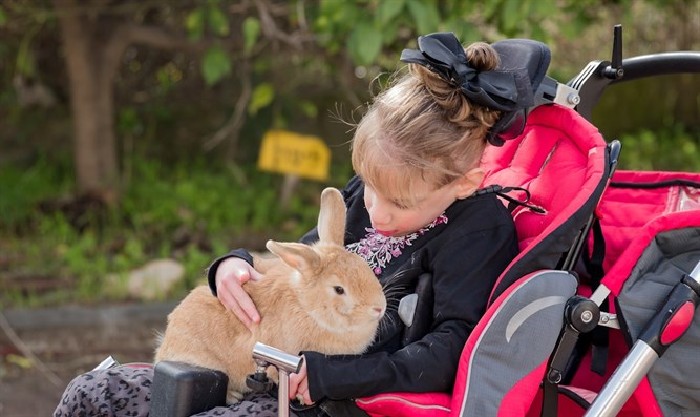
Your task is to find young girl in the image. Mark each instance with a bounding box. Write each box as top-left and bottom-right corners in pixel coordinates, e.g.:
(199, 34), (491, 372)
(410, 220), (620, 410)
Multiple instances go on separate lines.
(55, 32), (530, 417)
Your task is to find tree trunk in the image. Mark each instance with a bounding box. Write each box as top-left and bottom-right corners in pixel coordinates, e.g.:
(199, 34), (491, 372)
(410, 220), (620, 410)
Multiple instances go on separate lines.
(54, 0), (121, 202)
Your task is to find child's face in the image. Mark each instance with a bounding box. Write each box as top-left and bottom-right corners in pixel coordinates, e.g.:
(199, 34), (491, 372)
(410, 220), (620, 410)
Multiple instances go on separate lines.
(363, 179), (460, 237)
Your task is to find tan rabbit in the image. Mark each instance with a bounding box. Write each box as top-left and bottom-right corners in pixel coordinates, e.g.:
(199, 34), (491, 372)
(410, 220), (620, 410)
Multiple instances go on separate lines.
(154, 187), (387, 403)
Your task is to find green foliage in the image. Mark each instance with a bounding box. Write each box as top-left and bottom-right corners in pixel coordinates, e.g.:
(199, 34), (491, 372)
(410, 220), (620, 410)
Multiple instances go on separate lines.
(0, 6), (7, 27)
(201, 44), (232, 85)
(207, 3), (230, 37)
(406, 0), (440, 35)
(185, 7), (206, 40)
(347, 22), (383, 65)
(248, 82), (275, 115)
(0, 155), (325, 308)
(242, 17), (261, 55)
(1, 0), (698, 311)
(616, 125), (700, 171)
(186, 2), (230, 40)
(0, 156), (73, 228)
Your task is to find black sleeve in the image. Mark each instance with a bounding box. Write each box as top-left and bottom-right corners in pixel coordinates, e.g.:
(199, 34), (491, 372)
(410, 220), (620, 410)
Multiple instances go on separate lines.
(206, 248), (254, 296)
(303, 220), (518, 400)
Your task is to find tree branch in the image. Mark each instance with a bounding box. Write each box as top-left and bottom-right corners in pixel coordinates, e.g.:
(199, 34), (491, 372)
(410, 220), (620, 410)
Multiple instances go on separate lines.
(203, 61), (253, 152)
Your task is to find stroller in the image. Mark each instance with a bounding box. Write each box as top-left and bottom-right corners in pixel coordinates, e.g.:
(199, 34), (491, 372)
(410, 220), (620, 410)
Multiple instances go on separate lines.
(355, 26), (700, 417)
(122, 26), (700, 417)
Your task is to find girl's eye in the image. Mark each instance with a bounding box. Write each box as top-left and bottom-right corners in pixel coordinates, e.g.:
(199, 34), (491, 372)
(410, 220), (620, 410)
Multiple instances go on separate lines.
(334, 286), (345, 295)
(392, 201), (412, 210)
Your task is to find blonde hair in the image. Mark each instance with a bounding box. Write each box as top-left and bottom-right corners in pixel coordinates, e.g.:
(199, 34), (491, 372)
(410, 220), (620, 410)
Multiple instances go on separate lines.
(352, 41), (502, 206)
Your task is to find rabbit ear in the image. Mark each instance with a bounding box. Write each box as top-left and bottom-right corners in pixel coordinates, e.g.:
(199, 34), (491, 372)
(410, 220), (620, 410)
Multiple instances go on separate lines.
(267, 240), (320, 273)
(317, 187), (346, 246)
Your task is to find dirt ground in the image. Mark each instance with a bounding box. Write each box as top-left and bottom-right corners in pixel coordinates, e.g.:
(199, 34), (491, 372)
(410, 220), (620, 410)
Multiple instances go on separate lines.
(0, 302), (177, 417)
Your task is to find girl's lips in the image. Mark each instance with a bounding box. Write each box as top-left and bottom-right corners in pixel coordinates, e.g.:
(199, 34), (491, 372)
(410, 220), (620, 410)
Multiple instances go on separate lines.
(375, 229), (398, 236)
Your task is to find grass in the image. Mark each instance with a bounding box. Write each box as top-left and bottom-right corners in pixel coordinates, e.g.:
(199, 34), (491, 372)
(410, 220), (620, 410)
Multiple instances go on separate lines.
(0, 155), (341, 309)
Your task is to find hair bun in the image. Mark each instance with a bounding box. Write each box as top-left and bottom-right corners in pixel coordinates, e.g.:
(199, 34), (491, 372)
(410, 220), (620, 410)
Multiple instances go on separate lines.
(465, 42), (499, 72)
(409, 41), (501, 130)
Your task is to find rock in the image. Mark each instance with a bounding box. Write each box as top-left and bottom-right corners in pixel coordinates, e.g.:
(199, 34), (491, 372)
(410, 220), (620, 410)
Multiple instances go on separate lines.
(127, 259), (185, 300)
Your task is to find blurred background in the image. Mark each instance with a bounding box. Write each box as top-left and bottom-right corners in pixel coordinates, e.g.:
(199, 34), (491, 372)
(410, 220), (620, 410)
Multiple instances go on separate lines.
(0, 0), (698, 415)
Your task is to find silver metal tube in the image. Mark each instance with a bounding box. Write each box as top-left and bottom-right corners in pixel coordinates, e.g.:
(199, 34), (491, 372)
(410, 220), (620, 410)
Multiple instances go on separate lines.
(252, 342), (303, 417)
(252, 342), (302, 373)
(278, 370), (291, 417)
(689, 260), (700, 282)
(584, 342), (659, 417)
(589, 284), (611, 307)
(93, 355), (120, 371)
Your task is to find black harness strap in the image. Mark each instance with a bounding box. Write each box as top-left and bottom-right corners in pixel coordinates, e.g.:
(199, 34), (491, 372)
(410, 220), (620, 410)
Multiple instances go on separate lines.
(473, 184), (547, 214)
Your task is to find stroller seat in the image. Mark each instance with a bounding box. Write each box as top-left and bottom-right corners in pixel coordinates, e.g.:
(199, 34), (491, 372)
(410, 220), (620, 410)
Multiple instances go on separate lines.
(357, 103), (612, 417)
(549, 171), (700, 417)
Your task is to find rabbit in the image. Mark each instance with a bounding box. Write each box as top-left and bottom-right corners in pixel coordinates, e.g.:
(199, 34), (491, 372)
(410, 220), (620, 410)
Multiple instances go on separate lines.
(154, 187), (387, 403)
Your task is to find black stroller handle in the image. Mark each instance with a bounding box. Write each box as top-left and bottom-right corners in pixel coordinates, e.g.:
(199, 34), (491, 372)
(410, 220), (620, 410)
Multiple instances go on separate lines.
(611, 51), (700, 83)
(571, 51), (700, 121)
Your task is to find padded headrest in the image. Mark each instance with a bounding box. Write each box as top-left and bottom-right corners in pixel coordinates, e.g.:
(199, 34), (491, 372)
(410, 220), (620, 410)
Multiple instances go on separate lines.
(482, 104), (609, 303)
(488, 39), (552, 146)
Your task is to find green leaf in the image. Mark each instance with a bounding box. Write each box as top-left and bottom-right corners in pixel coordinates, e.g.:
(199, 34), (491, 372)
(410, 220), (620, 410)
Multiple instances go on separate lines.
(201, 45), (231, 85)
(16, 38), (36, 77)
(501, 0), (521, 34)
(207, 5), (230, 37)
(248, 83), (275, 115)
(300, 101), (318, 118)
(243, 17), (261, 55)
(0, 7), (7, 27)
(407, 0), (440, 35)
(377, 0), (405, 25)
(348, 22), (382, 66)
(186, 8), (206, 40)
(531, 0), (555, 16)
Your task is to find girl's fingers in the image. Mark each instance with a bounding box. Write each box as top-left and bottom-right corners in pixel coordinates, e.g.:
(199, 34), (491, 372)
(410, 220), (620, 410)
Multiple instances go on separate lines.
(221, 290), (253, 329)
(230, 280), (260, 325)
(289, 360), (312, 404)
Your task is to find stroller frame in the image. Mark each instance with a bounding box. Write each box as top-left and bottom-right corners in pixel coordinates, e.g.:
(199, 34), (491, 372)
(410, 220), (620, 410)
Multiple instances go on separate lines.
(539, 25), (700, 417)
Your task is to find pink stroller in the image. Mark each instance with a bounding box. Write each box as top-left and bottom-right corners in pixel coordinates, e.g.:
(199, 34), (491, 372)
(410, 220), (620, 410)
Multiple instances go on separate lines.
(122, 27), (699, 417)
(357, 26), (700, 417)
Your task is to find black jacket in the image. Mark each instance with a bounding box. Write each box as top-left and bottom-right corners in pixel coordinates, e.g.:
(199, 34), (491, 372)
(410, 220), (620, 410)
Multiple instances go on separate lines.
(208, 176), (518, 401)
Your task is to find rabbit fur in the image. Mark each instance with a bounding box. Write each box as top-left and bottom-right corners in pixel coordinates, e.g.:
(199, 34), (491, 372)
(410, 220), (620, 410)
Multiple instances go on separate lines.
(154, 187), (387, 403)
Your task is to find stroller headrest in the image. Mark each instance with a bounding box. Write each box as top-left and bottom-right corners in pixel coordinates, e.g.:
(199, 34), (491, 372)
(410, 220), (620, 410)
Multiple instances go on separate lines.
(488, 39), (552, 146)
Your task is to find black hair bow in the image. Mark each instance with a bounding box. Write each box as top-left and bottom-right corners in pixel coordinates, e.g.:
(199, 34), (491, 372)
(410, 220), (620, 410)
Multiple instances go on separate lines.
(400, 32), (533, 112)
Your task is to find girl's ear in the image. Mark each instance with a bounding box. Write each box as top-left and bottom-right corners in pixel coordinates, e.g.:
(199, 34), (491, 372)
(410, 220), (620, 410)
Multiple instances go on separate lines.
(454, 167), (485, 199)
(266, 241), (320, 273)
(316, 187), (346, 246)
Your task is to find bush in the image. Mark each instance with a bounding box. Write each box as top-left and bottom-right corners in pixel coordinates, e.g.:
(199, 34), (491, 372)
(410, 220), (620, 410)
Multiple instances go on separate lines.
(0, 155), (327, 308)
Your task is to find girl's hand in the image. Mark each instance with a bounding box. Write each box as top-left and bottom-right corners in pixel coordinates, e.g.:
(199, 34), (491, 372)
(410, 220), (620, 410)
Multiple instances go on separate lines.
(289, 358), (313, 405)
(215, 257), (263, 330)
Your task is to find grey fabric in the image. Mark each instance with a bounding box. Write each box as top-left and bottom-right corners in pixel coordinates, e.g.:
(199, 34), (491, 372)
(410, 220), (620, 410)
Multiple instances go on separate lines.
(457, 270), (578, 417)
(617, 227), (700, 417)
(54, 365), (295, 417)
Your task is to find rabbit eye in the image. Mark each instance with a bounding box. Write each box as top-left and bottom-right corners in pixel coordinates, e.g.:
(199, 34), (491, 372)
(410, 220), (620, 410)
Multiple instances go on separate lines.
(334, 286), (345, 295)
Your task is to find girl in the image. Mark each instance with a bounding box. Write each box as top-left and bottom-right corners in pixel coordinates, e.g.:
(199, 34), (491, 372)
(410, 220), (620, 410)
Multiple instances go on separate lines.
(55, 32), (530, 417)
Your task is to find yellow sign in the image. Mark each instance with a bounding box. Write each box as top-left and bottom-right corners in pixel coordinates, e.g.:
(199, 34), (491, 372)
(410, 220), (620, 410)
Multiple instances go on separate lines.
(257, 130), (330, 181)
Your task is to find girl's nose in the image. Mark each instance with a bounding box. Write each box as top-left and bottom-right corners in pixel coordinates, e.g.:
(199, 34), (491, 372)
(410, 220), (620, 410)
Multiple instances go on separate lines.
(367, 200), (392, 226)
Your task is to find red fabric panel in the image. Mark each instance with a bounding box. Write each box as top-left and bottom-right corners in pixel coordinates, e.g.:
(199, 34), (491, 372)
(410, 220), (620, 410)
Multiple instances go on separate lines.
(496, 361), (549, 417)
(482, 104), (606, 252)
(593, 170), (700, 273)
(355, 392), (451, 417)
(600, 210), (700, 294)
(483, 104), (607, 301)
